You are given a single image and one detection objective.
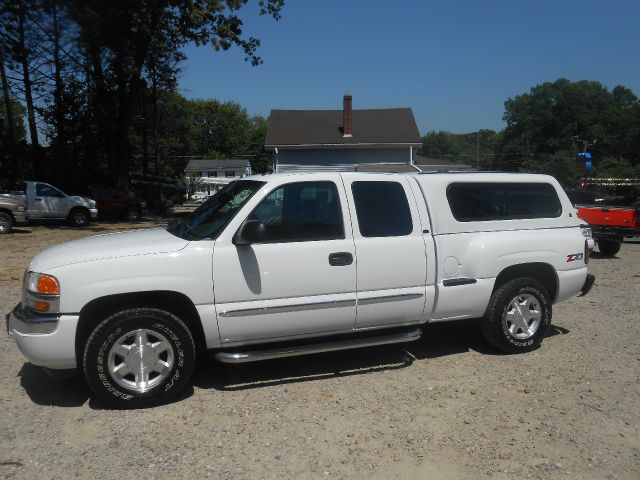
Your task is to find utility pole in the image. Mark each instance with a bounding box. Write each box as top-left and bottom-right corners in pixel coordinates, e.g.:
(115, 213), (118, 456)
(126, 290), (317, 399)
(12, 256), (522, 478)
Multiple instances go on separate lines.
(476, 131), (480, 169)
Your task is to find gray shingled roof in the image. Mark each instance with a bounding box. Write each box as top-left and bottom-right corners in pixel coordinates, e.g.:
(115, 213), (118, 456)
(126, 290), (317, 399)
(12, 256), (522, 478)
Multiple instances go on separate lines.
(265, 108), (421, 147)
(413, 155), (475, 171)
(184, 159), (250, 172)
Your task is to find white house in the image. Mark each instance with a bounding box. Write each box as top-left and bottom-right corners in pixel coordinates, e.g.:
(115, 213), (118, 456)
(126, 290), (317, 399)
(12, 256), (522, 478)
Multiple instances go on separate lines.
(184, 158), (252, 197)
(264, 95), (423, 173)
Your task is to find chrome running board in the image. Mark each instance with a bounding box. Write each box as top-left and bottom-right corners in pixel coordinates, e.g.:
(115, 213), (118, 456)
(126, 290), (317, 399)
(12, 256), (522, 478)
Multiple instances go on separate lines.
(214, 327), (421, 364)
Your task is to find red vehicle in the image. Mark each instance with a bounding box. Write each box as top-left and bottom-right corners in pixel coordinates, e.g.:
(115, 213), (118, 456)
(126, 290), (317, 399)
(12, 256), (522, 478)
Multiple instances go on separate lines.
(566, 180), (640, 256)
(86, 184), (147, 221)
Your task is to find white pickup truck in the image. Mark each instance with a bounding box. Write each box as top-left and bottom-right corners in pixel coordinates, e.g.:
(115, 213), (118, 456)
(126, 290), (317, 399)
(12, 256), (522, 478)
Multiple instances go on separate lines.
(7, 172), (595, 408)
(23, 181), (98, 226)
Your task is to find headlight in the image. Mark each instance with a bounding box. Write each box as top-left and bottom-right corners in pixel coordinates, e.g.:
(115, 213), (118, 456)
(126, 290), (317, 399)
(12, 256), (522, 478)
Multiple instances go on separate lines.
(89, 200), (97, 208)
(24, 272), (60, 314)
(26, 272), (60, 295)
(15, 205), (25, 212)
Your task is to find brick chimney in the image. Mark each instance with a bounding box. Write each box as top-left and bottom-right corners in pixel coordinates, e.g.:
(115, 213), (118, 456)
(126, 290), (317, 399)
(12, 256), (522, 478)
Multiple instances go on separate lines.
(342, 94), (352, 137)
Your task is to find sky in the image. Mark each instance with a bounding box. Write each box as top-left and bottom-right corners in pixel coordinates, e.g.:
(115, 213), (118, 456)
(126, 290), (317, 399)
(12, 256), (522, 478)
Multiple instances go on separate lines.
(178, 0), (640, 135)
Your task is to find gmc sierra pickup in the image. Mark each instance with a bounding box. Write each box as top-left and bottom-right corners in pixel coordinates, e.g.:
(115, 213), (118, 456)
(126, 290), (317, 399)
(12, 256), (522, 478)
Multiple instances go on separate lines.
(7, 172), (595, 408)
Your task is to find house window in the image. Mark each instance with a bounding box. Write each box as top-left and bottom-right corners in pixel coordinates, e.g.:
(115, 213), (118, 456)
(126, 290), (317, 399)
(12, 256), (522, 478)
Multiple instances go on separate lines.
(210, 171), (217, 178)
(225, 171), (235, 177)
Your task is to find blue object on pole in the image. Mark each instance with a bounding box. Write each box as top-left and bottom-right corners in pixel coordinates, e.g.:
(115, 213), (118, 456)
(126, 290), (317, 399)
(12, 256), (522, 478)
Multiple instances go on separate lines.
(585, 160), (592, 175)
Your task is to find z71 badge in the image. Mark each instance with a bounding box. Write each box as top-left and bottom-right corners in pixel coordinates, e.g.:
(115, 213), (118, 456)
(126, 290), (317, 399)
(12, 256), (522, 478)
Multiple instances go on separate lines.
(566, 253), (584, 262)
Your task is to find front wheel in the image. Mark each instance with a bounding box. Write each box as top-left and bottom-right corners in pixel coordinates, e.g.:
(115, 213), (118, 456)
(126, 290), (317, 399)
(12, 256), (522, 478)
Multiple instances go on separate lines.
(83, 308), (195, 408)
(125, 207), (140, 221)
(68, 208), (89, 227)
(481, 278), (552, 353)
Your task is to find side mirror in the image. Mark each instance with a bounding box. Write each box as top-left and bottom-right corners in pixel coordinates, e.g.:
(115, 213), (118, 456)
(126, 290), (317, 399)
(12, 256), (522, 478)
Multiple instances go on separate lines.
(233, 220), (267, 246)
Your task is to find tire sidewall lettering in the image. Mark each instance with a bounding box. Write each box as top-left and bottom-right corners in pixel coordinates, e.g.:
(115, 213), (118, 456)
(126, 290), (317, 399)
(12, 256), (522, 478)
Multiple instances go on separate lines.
(86, 314), (193, 406)
(501, 286), (550, 347)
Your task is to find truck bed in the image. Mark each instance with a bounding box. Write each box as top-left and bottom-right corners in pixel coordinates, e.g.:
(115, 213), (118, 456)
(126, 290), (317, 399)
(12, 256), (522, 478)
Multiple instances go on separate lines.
(575, 204), (637, 229)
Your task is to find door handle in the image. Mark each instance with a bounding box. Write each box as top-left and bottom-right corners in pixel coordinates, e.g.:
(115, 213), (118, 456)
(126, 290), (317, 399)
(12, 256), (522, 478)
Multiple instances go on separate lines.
(328, 252), (353, 266)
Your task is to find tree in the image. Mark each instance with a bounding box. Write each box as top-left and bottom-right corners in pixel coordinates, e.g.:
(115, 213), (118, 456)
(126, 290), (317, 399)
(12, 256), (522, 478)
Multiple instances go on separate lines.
(502, 79), (640, 182)
(65, 0), (284, 191)
(420, 131), (463, 158)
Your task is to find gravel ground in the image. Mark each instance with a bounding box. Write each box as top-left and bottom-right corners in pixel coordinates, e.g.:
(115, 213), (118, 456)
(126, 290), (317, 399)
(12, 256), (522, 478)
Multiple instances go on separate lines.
(1, 222), (638, 479)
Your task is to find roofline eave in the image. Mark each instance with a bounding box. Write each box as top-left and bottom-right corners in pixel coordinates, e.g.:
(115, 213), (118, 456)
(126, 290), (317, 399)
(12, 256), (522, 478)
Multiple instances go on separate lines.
(265, 142), (422, 150)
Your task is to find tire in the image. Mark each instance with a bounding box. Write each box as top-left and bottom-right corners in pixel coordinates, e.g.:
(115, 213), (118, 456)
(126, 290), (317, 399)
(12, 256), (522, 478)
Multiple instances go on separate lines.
(598, 238), (622, 256)
(68, 208), (89, 227)
(83, 308), (196, 408)
(481, 277), (552, 354)
(0, 211), (14, 234)
(125, 207), (140, 221)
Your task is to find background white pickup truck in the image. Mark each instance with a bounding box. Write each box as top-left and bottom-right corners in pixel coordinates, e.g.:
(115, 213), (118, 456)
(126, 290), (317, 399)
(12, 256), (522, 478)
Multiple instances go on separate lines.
(23, 181), (98, 226)
(7, 172), (594, 408)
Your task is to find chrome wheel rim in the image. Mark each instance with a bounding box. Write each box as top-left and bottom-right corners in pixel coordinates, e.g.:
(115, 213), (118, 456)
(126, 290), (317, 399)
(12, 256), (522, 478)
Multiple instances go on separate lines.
(503, 293), (542, 340)
(0, 216), (8, 232)
(126, 209), (139, 220)
(107, 329), (174, 393)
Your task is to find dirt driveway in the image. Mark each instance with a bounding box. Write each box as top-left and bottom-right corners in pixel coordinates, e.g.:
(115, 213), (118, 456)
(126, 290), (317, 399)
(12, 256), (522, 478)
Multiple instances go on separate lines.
(1, 222), (638, 479)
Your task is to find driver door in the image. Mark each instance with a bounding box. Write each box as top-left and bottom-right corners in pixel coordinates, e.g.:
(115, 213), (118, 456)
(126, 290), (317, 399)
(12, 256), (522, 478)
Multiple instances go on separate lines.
(30, 183), (67, 218)
(213, 178), (357, 344)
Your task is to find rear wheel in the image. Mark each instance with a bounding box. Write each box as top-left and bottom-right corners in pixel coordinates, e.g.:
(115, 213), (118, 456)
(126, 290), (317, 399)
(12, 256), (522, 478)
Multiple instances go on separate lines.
(0, 212), (13, 234)
(83, 308), (196, 408)
(481, 277), (552, 353)
(598, 237), (622, 256)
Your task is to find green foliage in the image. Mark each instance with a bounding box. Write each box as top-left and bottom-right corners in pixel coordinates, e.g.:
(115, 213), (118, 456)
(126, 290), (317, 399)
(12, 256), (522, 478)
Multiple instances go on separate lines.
(0, 97), (26, 141)
(180, 172), (206, 197)
(0, 1), (284, 190)
(127, 91), (270, 177)
(421, 129), (501, 169)
(421, 131), (463, 157)
(502, 79), (639, 181)
(591, 157), (640, 178)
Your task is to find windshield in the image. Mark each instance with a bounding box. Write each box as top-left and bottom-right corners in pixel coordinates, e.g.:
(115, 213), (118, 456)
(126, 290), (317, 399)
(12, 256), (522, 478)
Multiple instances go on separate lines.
(167, 180), (265, 240)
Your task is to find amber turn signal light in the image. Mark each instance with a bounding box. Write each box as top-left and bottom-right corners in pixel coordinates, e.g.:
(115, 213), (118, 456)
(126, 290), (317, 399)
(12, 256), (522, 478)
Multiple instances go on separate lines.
(34, 274), (60, 295)
(33, 301), (50, 312)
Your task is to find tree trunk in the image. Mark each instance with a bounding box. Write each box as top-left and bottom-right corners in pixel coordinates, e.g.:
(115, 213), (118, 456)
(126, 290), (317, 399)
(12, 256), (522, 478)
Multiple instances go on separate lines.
(141, 84), (148, 174)
(0, 48), (22, 180)
(17, 8), (39, 150)
(151, 70), (159, 175)
(51, 4), (65, 144)
(0, 49), (16, 147)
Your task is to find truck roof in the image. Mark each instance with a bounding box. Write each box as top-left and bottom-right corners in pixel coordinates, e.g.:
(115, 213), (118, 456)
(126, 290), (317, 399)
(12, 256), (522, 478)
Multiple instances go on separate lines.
(245, 171), (557, 184)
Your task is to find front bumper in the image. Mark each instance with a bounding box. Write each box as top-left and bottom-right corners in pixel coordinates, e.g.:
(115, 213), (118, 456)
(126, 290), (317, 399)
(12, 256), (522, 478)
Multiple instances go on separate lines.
(89, 208), (98, 220)
(6, 304), (78, 369)
(13, 211), (28, 224)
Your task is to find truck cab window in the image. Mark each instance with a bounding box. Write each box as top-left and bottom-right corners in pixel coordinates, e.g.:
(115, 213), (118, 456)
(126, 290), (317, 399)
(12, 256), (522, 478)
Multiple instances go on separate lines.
(247, 181), (344, 243)
(351, 181), (413, 237)
(36, 184), (64, 197)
